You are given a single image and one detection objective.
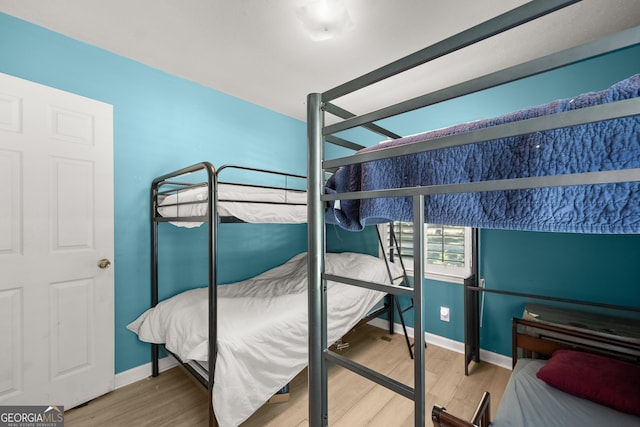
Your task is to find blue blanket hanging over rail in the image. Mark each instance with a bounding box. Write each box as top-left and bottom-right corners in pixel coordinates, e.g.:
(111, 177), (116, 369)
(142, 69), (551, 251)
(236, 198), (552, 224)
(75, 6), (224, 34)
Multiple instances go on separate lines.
(325, 74), (640, 234)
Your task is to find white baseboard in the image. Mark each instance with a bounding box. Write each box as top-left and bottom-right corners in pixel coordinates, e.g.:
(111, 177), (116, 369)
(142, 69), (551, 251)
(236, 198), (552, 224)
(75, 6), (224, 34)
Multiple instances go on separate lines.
(368, 318), (511, 370)
(478, 349), (511, 370)
(115, 356), (178, 389)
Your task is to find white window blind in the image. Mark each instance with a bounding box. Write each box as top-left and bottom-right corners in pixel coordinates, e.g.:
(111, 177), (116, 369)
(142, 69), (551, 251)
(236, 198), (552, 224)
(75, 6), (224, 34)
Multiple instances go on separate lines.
(387, 222), (472, 282)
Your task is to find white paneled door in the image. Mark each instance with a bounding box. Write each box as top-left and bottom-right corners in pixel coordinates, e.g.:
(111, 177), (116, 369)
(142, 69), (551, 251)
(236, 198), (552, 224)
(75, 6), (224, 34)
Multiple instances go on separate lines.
(0, 72), (114, 409)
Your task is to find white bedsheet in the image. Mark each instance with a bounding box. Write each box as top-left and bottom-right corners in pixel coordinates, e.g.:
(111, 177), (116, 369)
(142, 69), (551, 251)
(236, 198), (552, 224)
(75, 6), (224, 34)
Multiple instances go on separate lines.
(127, 252), (403, 427)
(157, 183), (307, 226)
(493, 359), (640, 427)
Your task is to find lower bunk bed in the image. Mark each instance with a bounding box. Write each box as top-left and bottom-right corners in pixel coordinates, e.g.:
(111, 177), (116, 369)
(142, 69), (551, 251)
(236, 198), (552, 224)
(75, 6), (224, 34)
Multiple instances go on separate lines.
(431, 317), (640, 427)
(128, 250), (403, 427)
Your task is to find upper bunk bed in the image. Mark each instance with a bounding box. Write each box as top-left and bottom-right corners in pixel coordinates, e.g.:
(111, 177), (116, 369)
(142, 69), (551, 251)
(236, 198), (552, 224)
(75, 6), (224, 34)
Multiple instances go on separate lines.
(306, 0), (640, 426)
(153, 162), (307, 226)
(324, 73), (640, 234)
(149, 162), (309, 426)
(140, 161), (408, 427)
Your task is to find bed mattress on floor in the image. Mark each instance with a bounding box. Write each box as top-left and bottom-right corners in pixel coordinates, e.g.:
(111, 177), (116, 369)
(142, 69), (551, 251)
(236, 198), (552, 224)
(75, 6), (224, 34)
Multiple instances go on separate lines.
(492, 358), (640, 426)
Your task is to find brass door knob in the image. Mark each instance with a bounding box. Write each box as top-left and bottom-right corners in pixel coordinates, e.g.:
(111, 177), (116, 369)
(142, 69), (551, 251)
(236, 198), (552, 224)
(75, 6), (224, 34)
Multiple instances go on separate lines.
(98, 258), (111, 269)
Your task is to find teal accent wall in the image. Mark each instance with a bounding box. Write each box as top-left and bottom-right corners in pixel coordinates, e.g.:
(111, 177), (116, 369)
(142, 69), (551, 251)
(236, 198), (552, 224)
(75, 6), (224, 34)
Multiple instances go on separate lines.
(480, 231), (640, 355)
(0, 13), (313, 373)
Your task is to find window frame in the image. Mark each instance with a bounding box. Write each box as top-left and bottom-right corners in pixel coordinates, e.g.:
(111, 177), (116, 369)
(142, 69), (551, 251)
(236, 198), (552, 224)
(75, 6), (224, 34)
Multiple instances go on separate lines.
(383, 222), (473, 284)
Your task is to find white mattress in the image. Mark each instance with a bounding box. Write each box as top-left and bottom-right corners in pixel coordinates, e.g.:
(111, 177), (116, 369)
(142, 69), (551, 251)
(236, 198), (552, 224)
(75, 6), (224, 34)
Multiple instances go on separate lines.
(127, 252), (402, 427)
(157, 183), (307, 226)
(492, 359), (640, 426)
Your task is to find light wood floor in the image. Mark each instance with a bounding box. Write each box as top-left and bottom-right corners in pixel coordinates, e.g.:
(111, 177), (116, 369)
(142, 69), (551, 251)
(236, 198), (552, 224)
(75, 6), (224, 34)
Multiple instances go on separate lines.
(65, 324), (510, 426)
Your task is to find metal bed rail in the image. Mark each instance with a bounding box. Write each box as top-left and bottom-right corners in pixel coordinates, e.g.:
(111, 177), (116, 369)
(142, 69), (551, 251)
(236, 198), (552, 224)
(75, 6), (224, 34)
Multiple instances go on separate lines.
(322, 4), (640, 138)
(323, 97), (640, 170)
(217, 164), (307, 192)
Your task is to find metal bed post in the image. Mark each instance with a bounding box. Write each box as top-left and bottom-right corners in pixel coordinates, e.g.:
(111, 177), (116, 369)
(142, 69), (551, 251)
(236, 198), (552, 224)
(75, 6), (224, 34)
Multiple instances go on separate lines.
(463, 274), (479, 377)
(412, 196), (426, 426)
(151, 181), (160, 377)
(207, 163), (218, 427)
(307, 92), (327, 427)
(464, 228), (481, 376)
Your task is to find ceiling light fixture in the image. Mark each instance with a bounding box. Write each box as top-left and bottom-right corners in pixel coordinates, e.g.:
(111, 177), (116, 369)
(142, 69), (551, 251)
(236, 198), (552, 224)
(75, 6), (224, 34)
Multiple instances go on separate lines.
(296, 0), (353, 41)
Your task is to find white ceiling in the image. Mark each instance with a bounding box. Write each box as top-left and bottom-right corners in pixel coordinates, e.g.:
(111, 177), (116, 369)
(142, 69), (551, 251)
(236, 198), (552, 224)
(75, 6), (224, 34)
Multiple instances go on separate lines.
(1, 0), (639, 122)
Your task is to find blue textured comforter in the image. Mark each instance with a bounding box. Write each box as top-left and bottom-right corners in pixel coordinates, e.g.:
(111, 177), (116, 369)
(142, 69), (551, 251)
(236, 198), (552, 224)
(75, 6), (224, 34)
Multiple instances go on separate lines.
(325, 74), (640, 233)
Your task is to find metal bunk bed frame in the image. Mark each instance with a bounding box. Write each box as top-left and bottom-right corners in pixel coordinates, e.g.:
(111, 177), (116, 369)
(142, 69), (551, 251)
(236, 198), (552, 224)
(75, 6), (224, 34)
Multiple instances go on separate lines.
(150, 161), (411, 425)
(306, 0), (640, 425)
(150, 162), (307, 426)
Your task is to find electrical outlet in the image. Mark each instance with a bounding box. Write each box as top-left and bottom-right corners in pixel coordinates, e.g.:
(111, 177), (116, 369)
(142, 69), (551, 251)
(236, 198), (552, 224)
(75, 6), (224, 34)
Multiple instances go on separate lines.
(440, 306), (450, 322)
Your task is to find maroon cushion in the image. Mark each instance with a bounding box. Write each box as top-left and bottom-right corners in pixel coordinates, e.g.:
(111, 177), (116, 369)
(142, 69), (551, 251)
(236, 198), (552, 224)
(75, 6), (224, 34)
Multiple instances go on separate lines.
(536, 349), (640, 416)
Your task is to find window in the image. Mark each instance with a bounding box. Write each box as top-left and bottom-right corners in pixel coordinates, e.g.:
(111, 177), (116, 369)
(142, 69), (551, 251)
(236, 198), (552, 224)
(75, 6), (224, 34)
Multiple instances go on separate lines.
(385, 222), (472, 283)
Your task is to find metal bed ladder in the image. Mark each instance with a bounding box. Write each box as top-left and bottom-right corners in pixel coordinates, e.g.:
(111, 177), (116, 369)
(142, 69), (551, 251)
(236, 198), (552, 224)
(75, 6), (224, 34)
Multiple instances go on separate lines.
(382, 225), (419, 360)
